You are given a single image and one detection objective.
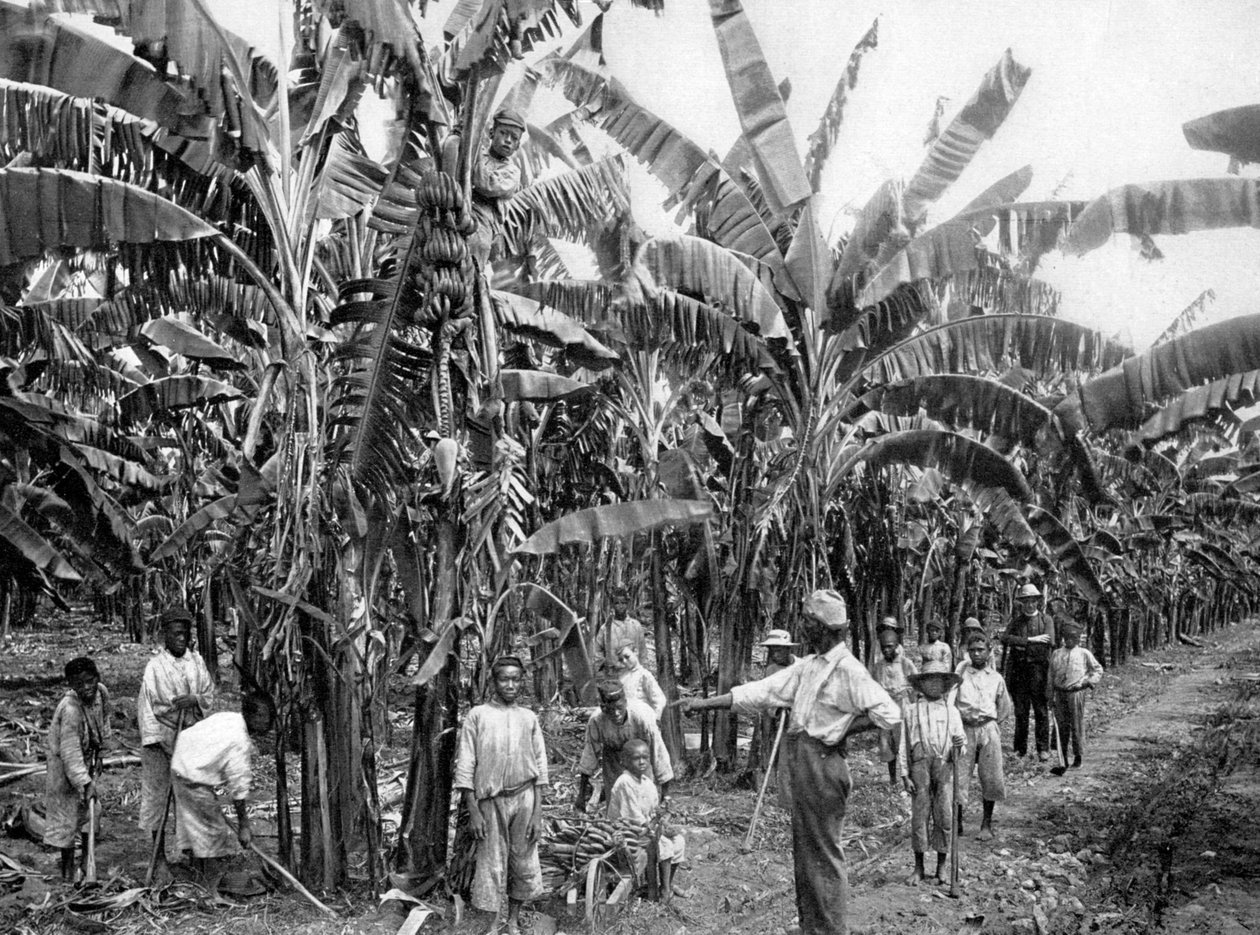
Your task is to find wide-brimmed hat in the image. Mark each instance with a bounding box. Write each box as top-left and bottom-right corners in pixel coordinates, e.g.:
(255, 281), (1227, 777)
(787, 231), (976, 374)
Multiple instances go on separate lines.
(909, 658), (962, 690)
(802, 589), (848, 630)
(961, 616), (984, 633)
(1017, 583), (1041, 599)
(759, 629), (799, 648)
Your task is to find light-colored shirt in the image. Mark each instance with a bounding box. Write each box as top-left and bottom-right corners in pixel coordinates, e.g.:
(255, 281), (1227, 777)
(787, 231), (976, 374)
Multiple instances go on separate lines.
(619, 665), (666, 720)
(453, 699), (549, 801)
(920, 640), (953, 669)
(606, 771), (660, 825)
(1050, 646), (1104, 691)
(871, 651), (918, 704)
(898, 698), (965, 777)
(46, 687), (111, 792)
(577, 700), (673, 788)
(137, 647), (214, 748)
(171, 712), (253, 800)
(592, 616), (649, 675)
(473, 150), (522, 203)
(954, 661), (1013, 723)
(731, 642), (902, 746)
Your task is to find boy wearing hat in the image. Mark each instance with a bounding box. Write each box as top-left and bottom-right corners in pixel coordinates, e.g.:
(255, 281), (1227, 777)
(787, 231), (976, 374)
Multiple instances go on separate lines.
(575, 681), (673, 814)
(898, 660), (965, 885)
(137, 608), (214, 873)
(1048, 623), (1103, 776)
(753, 628), (799, 800)
(999, 583), (1055, 760)
(454, 656), (549, 935)
(682, 590), (901, 935)
(44, 656), (111, 882)
(871, 626), (918, 787)
(954, 633), (1012, 841)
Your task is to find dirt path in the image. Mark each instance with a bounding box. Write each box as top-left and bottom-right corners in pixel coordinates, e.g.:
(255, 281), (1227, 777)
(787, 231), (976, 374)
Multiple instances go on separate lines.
(636, 619), (1260, 935)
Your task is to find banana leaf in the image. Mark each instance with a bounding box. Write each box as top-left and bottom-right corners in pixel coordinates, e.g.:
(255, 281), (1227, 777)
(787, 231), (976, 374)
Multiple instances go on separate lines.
(138, 317), (241, 370)
(708, 0), (811, 215)
(515, 499), (714, 555)
(838, 429), (1032, 501)
(500, 369), (593, 402)
(0, 168), (219, 266)
(902, 49), (1032, 226)
(1026, 507), (1106, 604)
(1133, 369), (1260, 447)
(118, 375), (243, 424)
(148, 494), (236, 563)
(491, 290), (618, 370)
(802, 18), (879, 193)
(1058, 314), (1260, 435)
(1064, 178), (1260, 256)
(854, 374), (1058, 449)
(0, 502), (80, 582)
(637, 234), (791, 341)
(312, 131), (387, 221)
(1183, 105), (1260, 164)
(502, 156), (629, 255)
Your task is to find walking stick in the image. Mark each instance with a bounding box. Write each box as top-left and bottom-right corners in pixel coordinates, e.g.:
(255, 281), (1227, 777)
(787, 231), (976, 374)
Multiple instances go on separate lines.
(249, 842), (338, 918)
(741, 709), (788, 853)
(83, 795), (97, 884)
(145, 709), (186, 886)
(948, 750), (961, 898)
(1049, 695), (1067, 775)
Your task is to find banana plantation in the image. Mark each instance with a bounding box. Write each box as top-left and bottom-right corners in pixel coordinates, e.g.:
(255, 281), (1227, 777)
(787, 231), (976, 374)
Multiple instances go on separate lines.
(2, 0), (1260, 926)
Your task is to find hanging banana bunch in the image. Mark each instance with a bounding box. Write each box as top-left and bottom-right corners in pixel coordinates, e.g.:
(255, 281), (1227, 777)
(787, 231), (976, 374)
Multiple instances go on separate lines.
(413, 169), (476, 444)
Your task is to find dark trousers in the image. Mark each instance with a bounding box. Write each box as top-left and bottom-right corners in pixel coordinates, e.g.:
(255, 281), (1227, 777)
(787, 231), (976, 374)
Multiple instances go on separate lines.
(1006, 658), (1049, 755)
(786, 733), (852, 935)
(1052, 689), (1087, 761)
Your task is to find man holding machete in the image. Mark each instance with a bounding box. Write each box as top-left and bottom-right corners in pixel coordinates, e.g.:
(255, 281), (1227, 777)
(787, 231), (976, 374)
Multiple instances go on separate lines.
(681, 590), (901, 935)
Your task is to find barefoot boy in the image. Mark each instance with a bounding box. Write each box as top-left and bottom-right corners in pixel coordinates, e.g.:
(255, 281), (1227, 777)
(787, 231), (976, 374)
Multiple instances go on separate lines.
(954, 633), (1011, 840)
(454, 656), (548, 935)
(870, 626), (918, 787)
(1049, 622), (1103, 776)
(898, 659), (965, 885)
(44, 657), (110, 882)
(606, 739), (685, 902)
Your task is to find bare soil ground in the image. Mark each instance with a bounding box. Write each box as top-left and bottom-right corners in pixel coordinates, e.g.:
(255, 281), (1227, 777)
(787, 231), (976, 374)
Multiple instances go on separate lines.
(2, 608), (1257, 935)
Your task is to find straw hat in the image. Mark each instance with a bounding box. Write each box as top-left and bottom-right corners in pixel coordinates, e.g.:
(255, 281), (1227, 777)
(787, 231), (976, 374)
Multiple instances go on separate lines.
(1017, 583), (1041, 599)
(909, 658), (962, 690)
(758, 629), (800, 648)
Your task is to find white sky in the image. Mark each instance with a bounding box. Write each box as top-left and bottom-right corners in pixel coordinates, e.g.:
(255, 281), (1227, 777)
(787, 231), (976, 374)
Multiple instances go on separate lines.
(203, 1), (1260, 347)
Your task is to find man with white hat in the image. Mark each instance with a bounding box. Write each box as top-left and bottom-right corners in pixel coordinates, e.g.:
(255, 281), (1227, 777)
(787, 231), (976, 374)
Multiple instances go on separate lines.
(752, 628), (799, 802)
(682, 590), (901, 935)
(999, 583), (1056, 761)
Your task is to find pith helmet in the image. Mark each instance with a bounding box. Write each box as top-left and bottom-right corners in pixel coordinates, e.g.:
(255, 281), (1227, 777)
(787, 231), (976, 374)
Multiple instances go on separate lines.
(1017, 583), (1041, 599)
(758, 629), (800, 648)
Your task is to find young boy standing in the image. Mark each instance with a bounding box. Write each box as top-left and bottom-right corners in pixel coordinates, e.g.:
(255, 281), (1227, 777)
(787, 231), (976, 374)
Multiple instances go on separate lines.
(898, 659), (965, 885)
(606, 739), (686, 903)
(871, 627), (918, 787)
(921, 619), (953, 669)
(1049, 622), (1103, 776)
(617, 644), (666, 720)
(44, 657), (111, 882)
(954, 633), (1012, 841)
(454, 656), (548, 935)
(592, 588), (649, 676)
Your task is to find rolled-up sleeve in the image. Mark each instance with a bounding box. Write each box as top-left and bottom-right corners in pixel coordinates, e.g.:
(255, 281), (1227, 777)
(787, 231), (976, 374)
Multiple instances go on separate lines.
(731, 665), (800, 716)
(847, 667), (902, 731)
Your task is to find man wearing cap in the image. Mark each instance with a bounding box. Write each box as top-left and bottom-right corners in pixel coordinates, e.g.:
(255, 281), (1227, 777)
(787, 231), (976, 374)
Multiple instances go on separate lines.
(137, 608), (214, 874)
(999, 583), (1056, 761)
(454, 655), (548, 934)
(442, 107), (525, 266)
(682, 590), (901, 935)
(574, 681), (672, 813)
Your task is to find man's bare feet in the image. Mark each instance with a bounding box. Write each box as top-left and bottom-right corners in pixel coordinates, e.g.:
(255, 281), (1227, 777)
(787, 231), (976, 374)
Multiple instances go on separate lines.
(976, 826), (994, 842)
(906, 871), (924, 886)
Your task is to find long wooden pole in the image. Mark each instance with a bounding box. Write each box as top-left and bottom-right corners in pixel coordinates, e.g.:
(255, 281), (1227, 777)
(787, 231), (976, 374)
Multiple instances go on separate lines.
(250, 842), (338, 918)
(741, 710), (788, 853)
(948, 752), (960, 898)
(84, 796), (97, 883)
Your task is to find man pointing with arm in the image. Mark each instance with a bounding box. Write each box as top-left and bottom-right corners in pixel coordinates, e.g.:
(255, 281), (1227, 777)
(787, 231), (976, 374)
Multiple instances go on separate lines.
(682, 590), (901, 935)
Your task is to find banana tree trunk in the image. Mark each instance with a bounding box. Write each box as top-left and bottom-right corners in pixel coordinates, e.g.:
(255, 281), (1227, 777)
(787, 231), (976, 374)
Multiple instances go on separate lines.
(650, 533), (684, 765)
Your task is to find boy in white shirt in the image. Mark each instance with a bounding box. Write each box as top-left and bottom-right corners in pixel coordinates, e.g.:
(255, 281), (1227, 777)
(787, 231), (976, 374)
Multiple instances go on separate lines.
(899, 660), (965, 885)
(870, 626), (918, 787)
(616, 644), (666, 720)
(1049, 623), (1103, 776)
(606, 739), (685, 903)
(954, 633), (1012, 841)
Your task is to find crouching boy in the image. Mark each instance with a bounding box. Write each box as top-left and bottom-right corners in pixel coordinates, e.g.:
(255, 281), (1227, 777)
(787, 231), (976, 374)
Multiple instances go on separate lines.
(899, 659), (965, 885)
(606, 739), (685, 902)
(454, 656), (548, 935)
